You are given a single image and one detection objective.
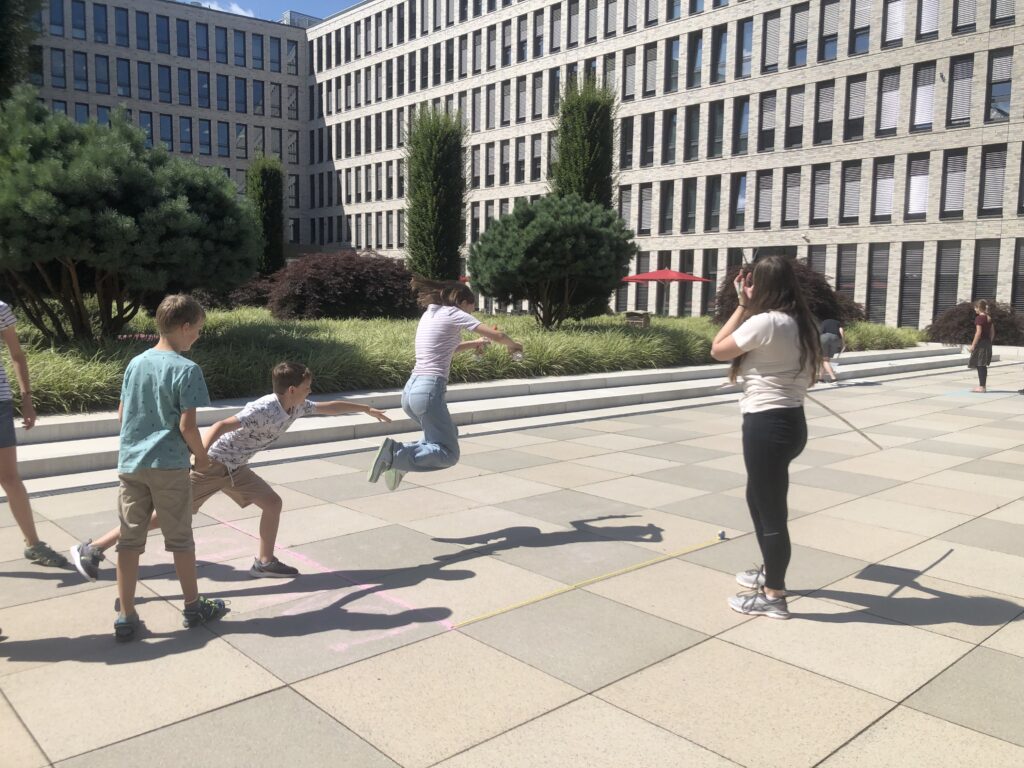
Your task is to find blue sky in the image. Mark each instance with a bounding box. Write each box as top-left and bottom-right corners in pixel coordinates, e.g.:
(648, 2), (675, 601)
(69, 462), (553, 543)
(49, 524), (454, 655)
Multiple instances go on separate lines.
(199, 0), (363, 23)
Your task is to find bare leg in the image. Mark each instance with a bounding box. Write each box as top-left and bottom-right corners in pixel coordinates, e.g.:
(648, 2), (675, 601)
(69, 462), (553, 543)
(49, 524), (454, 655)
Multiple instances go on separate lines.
(116, 550), (141, 616)
(93, 513), (159, 552)
(0, 446), (39, 547)
(173, 550), (200, 605)
(821, 359), (836, 381)
(255, 493), (284, 563)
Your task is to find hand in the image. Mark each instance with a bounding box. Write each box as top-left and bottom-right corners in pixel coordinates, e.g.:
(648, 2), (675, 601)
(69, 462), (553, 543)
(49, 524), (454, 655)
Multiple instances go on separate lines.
(20, 400), (36, 430)
(733, 272), (745, 299)
(968, 345), (975, 353)
(477, 338), (492, 350)
(507, 340), (524, 354)
(193, 455), (212, 472)
(366, 407), (391, 423)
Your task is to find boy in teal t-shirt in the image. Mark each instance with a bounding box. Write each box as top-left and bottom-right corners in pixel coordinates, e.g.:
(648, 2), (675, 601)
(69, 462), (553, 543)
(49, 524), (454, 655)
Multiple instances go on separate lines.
(113, 295), (227, 642)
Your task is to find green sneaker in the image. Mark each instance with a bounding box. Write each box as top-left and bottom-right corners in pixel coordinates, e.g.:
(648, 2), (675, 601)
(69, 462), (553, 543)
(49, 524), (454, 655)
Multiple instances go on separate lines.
(384, 467), (406, 492)
(24, 541), (69, 568)
(182, 596), (228, 628)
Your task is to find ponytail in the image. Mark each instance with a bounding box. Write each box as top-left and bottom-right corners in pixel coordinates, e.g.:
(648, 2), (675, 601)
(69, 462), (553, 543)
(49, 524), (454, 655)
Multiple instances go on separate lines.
(410, 275), (475, 308)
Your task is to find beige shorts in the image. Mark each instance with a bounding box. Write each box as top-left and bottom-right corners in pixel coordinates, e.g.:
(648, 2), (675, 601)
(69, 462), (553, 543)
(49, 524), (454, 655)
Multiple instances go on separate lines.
(190, 461), (274, 511)
(117, 469), (194, 553)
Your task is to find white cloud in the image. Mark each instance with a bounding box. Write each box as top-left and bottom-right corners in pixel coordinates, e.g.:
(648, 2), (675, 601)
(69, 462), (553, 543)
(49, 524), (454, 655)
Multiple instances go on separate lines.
(197, 1), (257, 17)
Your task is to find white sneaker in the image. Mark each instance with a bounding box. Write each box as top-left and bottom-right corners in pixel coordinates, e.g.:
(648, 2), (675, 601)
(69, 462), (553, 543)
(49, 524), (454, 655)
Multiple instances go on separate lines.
(367, 438), (395, 483)
(736, 566), (766, 590)
(728, 590), (790, 619)
(383, 467), (405, 492)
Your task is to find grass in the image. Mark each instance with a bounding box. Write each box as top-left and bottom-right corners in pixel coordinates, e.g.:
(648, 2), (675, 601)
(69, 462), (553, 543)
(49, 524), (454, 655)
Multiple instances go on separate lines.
(8, 309), (921, 414)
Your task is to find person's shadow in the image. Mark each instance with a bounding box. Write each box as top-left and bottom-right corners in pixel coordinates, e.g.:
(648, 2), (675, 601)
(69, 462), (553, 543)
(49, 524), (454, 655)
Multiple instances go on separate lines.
(802, 563), (1024, 627)
(431, 515), (664, 563)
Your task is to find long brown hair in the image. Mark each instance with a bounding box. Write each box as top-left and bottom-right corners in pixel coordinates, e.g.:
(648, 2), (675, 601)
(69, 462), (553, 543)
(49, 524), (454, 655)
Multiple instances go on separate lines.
(410, 275), (475, 308)
(729, 255), (821, 384)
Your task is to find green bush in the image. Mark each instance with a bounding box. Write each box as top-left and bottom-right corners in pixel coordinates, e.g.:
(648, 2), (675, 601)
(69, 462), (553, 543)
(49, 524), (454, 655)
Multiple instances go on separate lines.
(843, 323), (925, 351)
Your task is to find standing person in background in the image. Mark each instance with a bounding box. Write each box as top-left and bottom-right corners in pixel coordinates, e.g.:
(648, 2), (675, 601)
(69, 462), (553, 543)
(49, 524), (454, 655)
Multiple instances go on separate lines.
(818, 317), (845, 384)
(969, 300), (995, 393)
(710, 256), (821, 620)
(367, 277), (523, 492)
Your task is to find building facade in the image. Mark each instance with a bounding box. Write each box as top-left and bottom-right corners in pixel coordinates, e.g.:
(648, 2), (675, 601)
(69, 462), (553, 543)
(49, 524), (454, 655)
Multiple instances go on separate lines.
(31, 0), (1024, 328)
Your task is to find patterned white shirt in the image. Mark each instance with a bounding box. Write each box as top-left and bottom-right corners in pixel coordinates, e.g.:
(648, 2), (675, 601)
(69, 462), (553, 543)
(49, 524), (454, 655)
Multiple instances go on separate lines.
(208, 394), (317, 470)
(0, 302), (16, 402)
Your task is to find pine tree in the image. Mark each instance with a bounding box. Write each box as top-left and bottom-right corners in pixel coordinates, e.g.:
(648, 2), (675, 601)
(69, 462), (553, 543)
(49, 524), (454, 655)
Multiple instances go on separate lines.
(245, 154), (285, 275)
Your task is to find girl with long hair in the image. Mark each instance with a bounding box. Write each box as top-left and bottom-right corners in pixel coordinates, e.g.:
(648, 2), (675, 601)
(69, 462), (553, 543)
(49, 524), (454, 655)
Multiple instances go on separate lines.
(711, 255), (821, 619)
(367, 276), (523, 491)
(968, 300), (994, 393)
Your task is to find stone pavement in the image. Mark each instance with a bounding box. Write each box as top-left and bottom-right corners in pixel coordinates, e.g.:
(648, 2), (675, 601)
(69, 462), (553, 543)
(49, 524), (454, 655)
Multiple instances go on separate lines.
(2, 364), (1024, 768)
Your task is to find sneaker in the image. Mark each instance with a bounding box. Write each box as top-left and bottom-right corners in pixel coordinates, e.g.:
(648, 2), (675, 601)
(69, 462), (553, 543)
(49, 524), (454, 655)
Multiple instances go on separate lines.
(24, 541), (68, 568)
(367, 438), (396, 483)
(383, 467), (406, 492)
(69, 539), (105, 582)
(736, 566), (766, 590)
(249, 557), (299, 578)
(182, 596), (228, 628)
(728, 589), (790, 620)
(114, 612), (140, 642)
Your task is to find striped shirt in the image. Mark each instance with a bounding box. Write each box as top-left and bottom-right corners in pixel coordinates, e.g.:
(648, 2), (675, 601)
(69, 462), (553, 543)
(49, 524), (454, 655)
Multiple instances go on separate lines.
(0, 302), (15, 402)
(411, 305), (481, 379)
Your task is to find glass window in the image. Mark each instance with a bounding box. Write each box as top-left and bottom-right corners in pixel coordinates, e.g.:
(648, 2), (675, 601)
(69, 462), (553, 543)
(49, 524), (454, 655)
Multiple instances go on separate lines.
(73, 51), (87, 91)
(159, 113), (173, 151)
(50, 0), (64, 36)
(116, 57), (130, 97)
(197, 70), (210, 108)
(819, 0), (838, 60)
(72, 0), (86, 39)
(176, 19), (189, 57)
(95, 54), (109, 94)
(789, 3), (808, 67)
(253, 80), (264, 115)
(157, 64), (170, 102)
(234, 30), (246, 67)
(156, 15), (169, 54)
(135, 11), (149, 50)
(850, 0), (870, 54)
(253, 34), (264, 69)
(93, 4), (108, 44)
(235, 77), (247, 113)
(664, 37), (679, 92)
(180, 117), (193, 153)
(270, 37), (281, 72)
(987, 49), (1013, 123)
(216, 73), (228, 110)
(139, 112), (153, 148)
(686, 30), (702, 88)
(736, 17), (752, 78)
(197, 23), (209, 60)
(115, 7), (129, 47)
(217, 121), (230, 157)
(138, 61), (151, 100)
(216, 27), (228, 64)
(177, 68), (190, 106)
(711, 25), (727, 83)
(75, 102), (89, 123)
(51, 49), (67, 88)
(199, 118), (212, 155)
(287, 40), (298, 75)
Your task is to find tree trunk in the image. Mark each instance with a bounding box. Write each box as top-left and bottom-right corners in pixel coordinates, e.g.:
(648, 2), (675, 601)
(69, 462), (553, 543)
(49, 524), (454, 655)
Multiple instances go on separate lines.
(4, 271), (70, 343)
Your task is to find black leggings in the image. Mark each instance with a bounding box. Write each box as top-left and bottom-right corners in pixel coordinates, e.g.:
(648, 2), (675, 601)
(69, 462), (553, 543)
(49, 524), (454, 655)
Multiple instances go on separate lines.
(742, 407), (808, 591)
(977, 366), (988, 387)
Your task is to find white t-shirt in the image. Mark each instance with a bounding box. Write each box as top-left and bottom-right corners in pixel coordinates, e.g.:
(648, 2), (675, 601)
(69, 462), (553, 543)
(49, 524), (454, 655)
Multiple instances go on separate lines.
(208, 394), (317, 470)
(411, 305), (481, 379)
(731, 311), (810, 414)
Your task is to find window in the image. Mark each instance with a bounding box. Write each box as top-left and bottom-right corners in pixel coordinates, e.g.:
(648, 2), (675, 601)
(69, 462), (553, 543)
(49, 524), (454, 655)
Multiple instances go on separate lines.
(197, 24), (209, 60)
(270, 37), (281, 72)
(819, 0), (839, 61)
(953, 0), (977, 31)
(701, 250), (717, 315)
(941, 148), (968, 218)
(733, 96), (749, 154)
(568, 0), (579, 47)
(667, 0), (680, 22)
(686, 31), (702, 88)
(664, 37), (679, 93)
(216, 27), (228, 64)
(198, 71), (210, 108)
(931, 241), (960, 318)
(640, 112), (655, 166)
(620, 185), (633, 229)
(865, 243), (889, 323)
(95, 54), (109, 94)
(872, 156), (895, 222)
(253, 80), (264, 115)
(918, 0), (939, 39)
(845, 75), (866, 140)
(156, 15), (169, 54)
(51, 49), (66, 89)
(73, 51), (87, 91)
(704, 175), (720, 231)
(158, 65), (171, 103)
(180, 116), (192, 153)
(140, 112), (153, 148)
(531, 134), (542, 180)
(811, 164), (830, 225)
(815, 81), (834, 144)
(883, 0), (904, 47)
(624, 0), (637, 31)
(837, 245), (857, 298)
(287, 40), (298, 75)
(235, 77), (247, 113)
(644, 0), (658, 26)
(113, 7), (128, 47)
(711, 25), (727, 83)
(176, 19), (189, 57)
(287, 85), (298, 120)
(730, 172), (747, 229)
(850, 0), (870, 54)
(74, 103), (88, 123)
(216, 73), (228, 110)
(736, 17), (753, 78)
(899, 243), (924, 327)
(753, 171), (772, 229)
(234, 30), (246, 67)
(973, 240), (1000, 301)
(992, 0), (1016, 25)
(217, 122), (230, 157)
(876, 69), (900, 136)
(235, 124), (247, 159)
(905, 154), (930, 220)
(28, 45), (43, 86)
(551, 6), (561, 52)
(135, 11), (148, 50)
(987, 49), (1013, 123)
(785, 86), (804, 148)
(623, 48), (635, 100)
(948, 55), (973, 127)
(50, 0), (64, 35)
(1013, 240), (1024, 311)
(196, 119), (211, 156)
(678, 250), (694, 315)
(808, 245), (827, 273)
(660, 181), (675, 232)
(684, 104), (699, 161)
(782, 167), (800, 227)
(643, 43), (657, 96)
(790, 4), (808, 67)
(681, 177), (697, 232)
(178, 68), (190, 106)
(758, 91), (776, 152)
(94, 4), (108, 43)
(620, 116), (634, 168)
(639, 183), (653, 234)
(762, 12), (780, 74)
(707, 100), (724, 158)
(116, 57), (130, 97)
(841, 161), (862, 224)
(159, 113), (173, 151)
(72, 0), (86, 39)
(979, 144), (1007, 216)
(911, 62), (936, 131)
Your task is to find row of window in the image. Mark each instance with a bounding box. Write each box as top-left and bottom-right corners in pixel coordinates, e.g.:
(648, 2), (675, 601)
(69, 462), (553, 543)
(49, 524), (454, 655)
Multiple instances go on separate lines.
(313, 0), (1017, 76)
(305, 210), (408, 250)
(614, 142), (1022, 237)
(37, 48), (303, 119)
(44, 1), (301, 73)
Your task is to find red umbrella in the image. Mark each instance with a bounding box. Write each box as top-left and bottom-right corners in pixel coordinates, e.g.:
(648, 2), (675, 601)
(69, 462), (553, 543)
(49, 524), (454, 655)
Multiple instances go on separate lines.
(621, 269), (710, 283)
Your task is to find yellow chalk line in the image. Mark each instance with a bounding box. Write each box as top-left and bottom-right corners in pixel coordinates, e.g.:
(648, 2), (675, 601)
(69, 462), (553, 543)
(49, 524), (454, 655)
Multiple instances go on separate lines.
(454, 536), (724, 629)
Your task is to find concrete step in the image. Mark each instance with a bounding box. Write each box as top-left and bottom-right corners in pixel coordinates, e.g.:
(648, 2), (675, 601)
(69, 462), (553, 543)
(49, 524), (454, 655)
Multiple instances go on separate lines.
(14, 346), (984, 481)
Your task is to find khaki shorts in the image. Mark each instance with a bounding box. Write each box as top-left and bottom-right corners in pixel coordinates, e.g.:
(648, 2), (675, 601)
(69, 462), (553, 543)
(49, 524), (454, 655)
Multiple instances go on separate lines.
(190, 461), (274, 511)
(117, 469), (193, 553)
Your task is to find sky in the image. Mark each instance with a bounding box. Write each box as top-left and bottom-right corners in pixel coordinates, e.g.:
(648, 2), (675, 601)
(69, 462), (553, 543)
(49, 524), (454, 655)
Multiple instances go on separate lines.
(197, 0), (363, 23)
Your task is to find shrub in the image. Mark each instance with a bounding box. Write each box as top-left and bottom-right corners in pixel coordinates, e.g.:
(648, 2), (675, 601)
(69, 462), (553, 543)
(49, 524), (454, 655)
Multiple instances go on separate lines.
(267, 251), (420, 321)
(844, 323), (924, 351)
(927, 301), (1024, 345)
(550, 80), (616, 209)
(245, 154), (286, 276)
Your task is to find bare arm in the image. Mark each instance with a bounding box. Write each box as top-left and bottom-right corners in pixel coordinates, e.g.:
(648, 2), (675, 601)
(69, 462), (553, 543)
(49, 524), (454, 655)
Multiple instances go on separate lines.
(455, 339), (489, 354)
(180, 408), (211, 469)
(201, 415), (242, 451)
(313, 401), (391, 422)
(970, 324), (983, 350)
(2, 327), (36, 429)
(989, 321), (996, 342)
(118, 401), (123, 426)
(475, 324), (523, 353)
(711, 274), (750, 362)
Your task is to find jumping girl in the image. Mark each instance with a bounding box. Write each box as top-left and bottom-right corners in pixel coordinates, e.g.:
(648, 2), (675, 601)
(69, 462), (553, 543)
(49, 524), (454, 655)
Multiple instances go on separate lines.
(367, 277), (523, 491)
(710, 255), (821, 619)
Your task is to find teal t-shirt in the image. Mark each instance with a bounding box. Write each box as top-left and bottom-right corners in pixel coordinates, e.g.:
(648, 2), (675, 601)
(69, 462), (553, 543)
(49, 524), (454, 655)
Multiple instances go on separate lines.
(118, 349), (211, 474)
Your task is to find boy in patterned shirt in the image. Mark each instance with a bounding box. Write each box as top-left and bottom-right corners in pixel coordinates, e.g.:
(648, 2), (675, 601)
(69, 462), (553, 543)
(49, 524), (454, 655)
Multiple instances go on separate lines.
(71, 361), (389, 581)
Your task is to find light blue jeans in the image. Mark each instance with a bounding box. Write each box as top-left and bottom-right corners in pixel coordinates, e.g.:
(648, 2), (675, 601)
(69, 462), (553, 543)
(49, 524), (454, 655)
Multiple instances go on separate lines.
(390, 375), (460, 472)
